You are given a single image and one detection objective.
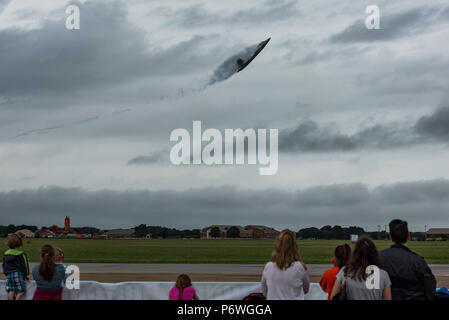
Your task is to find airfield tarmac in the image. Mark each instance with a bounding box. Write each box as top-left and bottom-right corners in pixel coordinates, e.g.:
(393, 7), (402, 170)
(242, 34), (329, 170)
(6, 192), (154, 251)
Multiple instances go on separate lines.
(2, 263), (448, 286)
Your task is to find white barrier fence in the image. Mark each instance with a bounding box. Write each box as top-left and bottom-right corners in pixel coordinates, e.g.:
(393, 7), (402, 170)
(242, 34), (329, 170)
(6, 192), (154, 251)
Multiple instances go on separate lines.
(0, 281), (327, 300)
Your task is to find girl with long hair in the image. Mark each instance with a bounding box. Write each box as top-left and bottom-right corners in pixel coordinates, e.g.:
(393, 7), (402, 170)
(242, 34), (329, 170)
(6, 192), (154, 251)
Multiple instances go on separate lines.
(169, 274), (199, 300)
(32, 244), (66, 300)
(330, 236), (392, 300)
(261, 229), (310, 300)
(320, 243), (352, 300)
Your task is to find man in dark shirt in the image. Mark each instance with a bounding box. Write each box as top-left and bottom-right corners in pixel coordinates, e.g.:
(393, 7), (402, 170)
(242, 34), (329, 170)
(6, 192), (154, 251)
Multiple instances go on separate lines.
(380, 219), (436, 300)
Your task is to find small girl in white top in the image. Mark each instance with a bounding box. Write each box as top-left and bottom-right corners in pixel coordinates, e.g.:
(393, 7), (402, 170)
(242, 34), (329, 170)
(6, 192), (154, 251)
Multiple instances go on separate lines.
(261, 229), (310, 300)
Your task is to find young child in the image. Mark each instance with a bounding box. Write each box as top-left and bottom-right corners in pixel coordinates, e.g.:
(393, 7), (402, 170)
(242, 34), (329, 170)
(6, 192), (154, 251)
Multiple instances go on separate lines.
(169, 274), (199, 300)
(2, 234), (30, 300)
(32, 244), (66, 300)
(55, 247), (68, 287)
(319, 243), (351, 300)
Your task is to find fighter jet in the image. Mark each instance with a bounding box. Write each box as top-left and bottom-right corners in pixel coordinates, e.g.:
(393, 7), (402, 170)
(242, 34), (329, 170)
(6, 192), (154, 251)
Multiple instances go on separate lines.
(236, 37), (271, 73)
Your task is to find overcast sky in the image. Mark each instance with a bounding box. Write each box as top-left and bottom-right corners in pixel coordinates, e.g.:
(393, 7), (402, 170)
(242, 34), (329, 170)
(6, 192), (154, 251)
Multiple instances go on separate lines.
(1, 0), (449, 231)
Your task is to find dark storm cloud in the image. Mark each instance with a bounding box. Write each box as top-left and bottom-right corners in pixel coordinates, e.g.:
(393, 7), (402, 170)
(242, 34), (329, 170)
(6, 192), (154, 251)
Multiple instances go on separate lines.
(1, 180), (448, 230)
(0, 1), (216, 101)
(279, 105), (449, 153)
(279, 120), (416, 152)
(163, 0), (299, 28)
(126, 104), (449, 160)
(414, 105), (449, 140)
(127, 150), (167, 165)
(330, 6), (442, 43)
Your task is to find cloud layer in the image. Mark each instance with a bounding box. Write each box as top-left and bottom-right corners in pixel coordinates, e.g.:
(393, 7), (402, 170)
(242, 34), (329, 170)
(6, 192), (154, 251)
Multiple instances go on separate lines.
(1, 180), (448, 230)
(2, 0), (449, 229)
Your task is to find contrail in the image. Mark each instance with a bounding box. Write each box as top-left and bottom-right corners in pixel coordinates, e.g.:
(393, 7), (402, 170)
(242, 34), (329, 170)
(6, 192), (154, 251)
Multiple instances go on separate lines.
(10, 39), (270, 139)
(11, 108), (131, 139)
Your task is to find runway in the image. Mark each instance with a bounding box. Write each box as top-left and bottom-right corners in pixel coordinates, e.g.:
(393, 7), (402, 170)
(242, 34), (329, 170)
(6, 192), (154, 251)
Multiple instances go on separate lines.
(10, 263), (449, 276)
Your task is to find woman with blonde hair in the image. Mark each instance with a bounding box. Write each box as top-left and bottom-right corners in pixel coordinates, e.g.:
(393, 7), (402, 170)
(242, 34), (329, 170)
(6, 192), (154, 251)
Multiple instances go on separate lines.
(261, 229), (310, 300)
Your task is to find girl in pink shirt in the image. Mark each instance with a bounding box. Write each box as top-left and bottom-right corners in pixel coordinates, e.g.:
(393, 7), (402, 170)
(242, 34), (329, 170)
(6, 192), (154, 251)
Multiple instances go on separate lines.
(169, 274), (199, 300)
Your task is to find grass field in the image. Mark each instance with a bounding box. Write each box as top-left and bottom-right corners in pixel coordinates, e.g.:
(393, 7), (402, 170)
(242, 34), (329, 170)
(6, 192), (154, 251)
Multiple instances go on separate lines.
(3, 238), (449, 264)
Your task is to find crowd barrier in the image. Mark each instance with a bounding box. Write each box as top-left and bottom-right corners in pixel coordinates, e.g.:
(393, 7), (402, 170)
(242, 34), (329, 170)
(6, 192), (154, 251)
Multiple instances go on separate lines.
(0, 281), (328, 300)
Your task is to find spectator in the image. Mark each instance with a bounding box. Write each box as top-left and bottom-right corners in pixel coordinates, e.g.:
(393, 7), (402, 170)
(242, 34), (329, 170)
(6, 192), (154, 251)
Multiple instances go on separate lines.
(320, 243), (351, 300)
(261, 229), (310, 300)
(380, 219), (436, 300)
(2, 234), (29, 300)
(32, 245), (66, 300)
(169, 274), (199, 300)
(54, 247), (68, 288)
(330, 236), (391, 300)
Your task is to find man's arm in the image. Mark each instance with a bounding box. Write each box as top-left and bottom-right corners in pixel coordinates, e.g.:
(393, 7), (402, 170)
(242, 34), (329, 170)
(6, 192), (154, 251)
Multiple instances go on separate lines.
(330, 280), (342, 300)
(420, 262), (436, 300)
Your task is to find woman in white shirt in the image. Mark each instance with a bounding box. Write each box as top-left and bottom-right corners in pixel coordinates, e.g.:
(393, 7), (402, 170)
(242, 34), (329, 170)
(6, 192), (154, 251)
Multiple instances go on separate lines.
(261, 229), (310, 300)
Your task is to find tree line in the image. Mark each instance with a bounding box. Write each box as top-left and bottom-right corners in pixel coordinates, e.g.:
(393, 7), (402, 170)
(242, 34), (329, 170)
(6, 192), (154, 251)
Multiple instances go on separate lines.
(297, 225), (425, 241)
(1, 223), (426, 240)
(134, 224), (201, 238)
(0, 225), (38, 237)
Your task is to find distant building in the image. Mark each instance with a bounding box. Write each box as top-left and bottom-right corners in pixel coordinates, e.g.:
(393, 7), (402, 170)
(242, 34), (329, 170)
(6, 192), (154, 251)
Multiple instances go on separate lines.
(15, 229), (35, 238)
(64, 216), (71, 233)
(245, 225), (279, 239)
(201, 225), (252, 239)
(105, 228), (135, 239)
(35, 228), (55, 238)
(200, 225), (278, 239)
(426, 228), (449, 241)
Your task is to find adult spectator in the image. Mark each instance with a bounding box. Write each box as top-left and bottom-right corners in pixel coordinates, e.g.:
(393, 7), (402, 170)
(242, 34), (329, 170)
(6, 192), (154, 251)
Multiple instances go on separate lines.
(380, 219), (436, 300)
(261, 229), (310, 300)
(331, 236), (391, 300)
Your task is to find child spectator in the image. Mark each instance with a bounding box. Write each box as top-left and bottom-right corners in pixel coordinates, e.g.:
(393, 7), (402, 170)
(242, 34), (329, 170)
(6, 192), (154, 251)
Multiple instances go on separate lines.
(2, 234), (30, 300)
(320, 243), (351, 300)
(55, 247), (68, 287)
(330, 236), (391, 300)
(169, 274), (199, 300)
(32, 244), (66, 300)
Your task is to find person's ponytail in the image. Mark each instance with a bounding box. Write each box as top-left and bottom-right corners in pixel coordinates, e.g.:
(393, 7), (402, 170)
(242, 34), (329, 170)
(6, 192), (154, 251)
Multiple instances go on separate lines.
(175, 274), (192, 300)
(39, 244), (56, 281)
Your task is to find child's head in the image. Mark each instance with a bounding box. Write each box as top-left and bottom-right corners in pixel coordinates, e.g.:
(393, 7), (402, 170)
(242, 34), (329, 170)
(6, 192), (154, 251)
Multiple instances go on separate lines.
(332, 243), (351, 268)
(39, 244), (56, 281)
(5, 234), (22, 249)
(176, 274), (192, 289)
(55, 247), (64, 262)
(175, 274), (192, 299)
